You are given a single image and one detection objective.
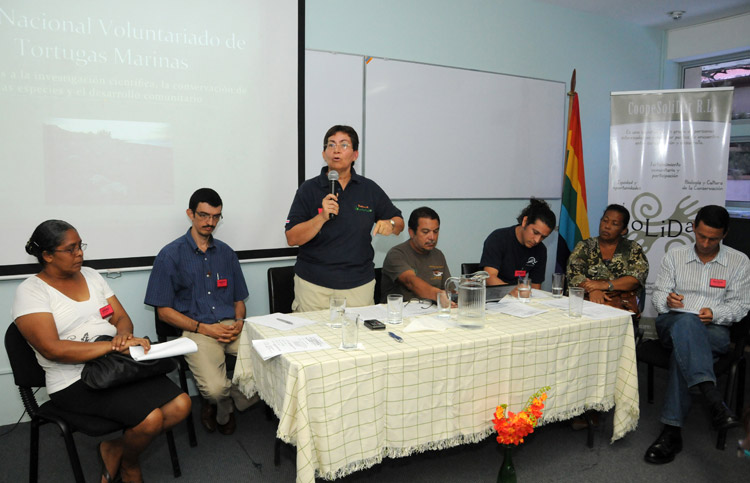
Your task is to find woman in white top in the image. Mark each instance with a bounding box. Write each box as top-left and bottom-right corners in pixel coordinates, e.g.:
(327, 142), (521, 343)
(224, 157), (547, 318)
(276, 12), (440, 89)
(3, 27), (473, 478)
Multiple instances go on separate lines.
(12, 220), (191, 483)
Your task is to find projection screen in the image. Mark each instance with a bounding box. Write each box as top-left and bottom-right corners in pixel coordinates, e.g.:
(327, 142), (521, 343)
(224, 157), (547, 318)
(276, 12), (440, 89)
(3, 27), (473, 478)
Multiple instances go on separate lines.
(0, 0), (302, 275)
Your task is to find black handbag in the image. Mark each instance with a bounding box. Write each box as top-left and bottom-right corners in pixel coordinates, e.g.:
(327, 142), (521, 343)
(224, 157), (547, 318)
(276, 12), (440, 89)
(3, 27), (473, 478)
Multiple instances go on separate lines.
(81, 336), (178, 390)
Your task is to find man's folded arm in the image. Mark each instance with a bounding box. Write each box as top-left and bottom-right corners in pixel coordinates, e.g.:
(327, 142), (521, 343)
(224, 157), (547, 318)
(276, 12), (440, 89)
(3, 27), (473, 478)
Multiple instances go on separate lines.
(397, 270), (441, 301)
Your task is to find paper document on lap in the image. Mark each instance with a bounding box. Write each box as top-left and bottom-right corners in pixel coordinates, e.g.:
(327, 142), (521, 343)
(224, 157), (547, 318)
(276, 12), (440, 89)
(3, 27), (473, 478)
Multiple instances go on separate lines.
(129, 337), (198, 361)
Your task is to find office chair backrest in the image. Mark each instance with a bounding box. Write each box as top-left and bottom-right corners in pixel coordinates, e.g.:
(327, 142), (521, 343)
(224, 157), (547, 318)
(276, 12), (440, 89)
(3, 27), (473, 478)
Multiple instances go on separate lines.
(374, 267), (383, 304)
(267, 266), (296, 314)
(154, 311), (182, 342)
(5, 323), (46, 389)
(461, 263), (481, 275)
(729, 312), (750, 350)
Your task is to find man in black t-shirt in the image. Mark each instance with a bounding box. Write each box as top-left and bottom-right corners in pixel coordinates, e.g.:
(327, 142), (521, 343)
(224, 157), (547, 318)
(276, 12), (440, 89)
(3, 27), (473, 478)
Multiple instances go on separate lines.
(480, 199), (556, 289)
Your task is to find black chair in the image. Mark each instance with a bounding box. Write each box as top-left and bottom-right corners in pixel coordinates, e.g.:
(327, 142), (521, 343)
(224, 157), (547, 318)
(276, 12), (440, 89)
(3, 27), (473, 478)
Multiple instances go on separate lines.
(374, 267), (383, 304)
(266, 266), (298, 466)
(4, 323), (182, 482)
(267, 265), (296, 313)
(461, 263), (481, 275)
(155, 313), (198, 449)
(268, 265), (383, 308)
(636, 312), (750, 449)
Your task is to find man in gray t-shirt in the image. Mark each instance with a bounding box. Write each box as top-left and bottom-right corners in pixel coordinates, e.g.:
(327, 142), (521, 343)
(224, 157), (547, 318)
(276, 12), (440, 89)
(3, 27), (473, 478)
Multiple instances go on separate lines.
(381, 207), (451, 302)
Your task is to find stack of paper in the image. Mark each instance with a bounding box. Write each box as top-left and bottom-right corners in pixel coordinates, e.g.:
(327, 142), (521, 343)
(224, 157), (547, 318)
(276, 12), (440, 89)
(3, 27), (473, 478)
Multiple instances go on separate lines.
(129, 337), (198, 361)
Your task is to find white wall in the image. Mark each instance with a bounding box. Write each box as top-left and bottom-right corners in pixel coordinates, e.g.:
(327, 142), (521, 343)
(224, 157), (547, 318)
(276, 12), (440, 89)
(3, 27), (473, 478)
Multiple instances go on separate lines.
(666, 13), (750, 61)
(0, 0), (677, 425)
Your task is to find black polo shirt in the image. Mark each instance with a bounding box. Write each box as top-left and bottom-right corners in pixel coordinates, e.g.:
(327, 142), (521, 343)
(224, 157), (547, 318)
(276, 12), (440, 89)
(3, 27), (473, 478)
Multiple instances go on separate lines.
(285, 167), (402, 289)
(479, 225), (547, 285)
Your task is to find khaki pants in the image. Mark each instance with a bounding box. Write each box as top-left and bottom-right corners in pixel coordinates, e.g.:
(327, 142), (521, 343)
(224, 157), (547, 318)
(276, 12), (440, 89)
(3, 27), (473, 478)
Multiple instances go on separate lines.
(292, 275), (375, 312)
(181, 323), (252, 424)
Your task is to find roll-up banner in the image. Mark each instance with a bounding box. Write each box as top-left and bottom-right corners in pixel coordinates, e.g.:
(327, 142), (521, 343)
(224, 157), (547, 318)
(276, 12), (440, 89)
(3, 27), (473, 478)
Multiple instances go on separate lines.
(609, 87), (734, 317)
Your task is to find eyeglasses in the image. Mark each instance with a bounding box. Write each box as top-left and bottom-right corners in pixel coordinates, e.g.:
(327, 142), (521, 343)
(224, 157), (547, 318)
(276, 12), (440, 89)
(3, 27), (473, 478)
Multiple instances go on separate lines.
(404, 298), (434, 309)
(325, 142), (351, 151)
(54, 243), (87, 255)
(194, 211), (223, 222)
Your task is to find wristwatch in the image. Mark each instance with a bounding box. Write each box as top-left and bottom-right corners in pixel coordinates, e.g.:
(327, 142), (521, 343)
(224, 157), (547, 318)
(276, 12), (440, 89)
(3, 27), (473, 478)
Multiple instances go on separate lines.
(389, 219), (396, 229)
(607, 281), (614, 291)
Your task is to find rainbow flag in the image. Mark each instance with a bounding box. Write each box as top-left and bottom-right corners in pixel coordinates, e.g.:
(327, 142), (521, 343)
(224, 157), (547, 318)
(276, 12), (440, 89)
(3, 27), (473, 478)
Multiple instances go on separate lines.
(555, 92), (590, 273)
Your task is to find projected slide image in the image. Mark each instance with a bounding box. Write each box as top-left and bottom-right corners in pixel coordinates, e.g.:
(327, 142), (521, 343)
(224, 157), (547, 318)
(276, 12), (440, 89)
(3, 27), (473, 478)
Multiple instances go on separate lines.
(43, 118), (173, 205)
(1, 0), (300, 268)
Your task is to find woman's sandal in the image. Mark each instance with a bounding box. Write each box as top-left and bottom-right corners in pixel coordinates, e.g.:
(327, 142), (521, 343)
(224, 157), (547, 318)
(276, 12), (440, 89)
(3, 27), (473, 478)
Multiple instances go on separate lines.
(97, 442), (115, 483)
(737, 440), (750, 459)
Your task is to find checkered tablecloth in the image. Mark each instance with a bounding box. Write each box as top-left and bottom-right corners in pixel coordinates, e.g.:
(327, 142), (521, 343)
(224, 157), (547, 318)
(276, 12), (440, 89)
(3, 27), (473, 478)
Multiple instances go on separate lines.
(234, 302), (639, 483)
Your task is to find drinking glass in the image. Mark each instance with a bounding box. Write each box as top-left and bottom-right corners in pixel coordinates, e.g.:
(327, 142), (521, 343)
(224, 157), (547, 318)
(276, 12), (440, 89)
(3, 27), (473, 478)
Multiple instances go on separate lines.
(341, 312), (359, 349)
(552, 273), (564, 298)
(387, 294), (403, 324)
(329, 296), (346, 328)
(436, 291), (451, 318)
(517, 276), (531, 303)
(569, 287), (584, 318)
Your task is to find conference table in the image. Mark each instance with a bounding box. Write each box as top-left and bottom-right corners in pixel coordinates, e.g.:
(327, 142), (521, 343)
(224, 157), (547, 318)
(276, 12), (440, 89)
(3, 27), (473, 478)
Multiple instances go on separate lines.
(233, 296), (639, 483)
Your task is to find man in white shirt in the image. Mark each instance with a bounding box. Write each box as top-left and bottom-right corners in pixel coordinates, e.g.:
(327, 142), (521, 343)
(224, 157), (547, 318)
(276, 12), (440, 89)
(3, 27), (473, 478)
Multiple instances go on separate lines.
(645, 205), (750, 464)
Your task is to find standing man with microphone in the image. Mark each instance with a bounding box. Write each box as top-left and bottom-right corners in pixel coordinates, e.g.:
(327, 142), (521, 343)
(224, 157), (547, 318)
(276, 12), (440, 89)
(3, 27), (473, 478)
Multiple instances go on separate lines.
(285, 125), (404, 312)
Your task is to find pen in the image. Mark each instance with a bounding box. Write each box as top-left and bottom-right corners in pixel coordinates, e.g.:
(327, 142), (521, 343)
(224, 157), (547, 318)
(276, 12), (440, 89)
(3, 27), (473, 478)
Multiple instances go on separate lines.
(276, 318), (294, 325)
(388, 331), (403, 343)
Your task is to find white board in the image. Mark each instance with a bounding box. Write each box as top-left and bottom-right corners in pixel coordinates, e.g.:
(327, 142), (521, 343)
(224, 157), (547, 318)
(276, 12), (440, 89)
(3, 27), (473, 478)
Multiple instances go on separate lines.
(304, 50), (364, 179)
(363, 58), (566, 199)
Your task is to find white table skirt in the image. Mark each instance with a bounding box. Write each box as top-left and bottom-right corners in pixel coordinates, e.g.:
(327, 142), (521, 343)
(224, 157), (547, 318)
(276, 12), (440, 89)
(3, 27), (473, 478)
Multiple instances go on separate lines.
(234, 301), (639, 483)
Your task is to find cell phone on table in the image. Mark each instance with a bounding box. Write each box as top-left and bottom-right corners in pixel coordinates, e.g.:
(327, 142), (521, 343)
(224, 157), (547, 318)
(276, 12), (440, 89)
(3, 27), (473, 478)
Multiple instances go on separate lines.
(364, 319), (386, 330)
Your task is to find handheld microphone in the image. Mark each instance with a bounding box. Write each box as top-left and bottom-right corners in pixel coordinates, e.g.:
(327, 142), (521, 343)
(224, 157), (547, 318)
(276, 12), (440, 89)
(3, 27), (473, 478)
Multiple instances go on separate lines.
(327, 170), (339, 220)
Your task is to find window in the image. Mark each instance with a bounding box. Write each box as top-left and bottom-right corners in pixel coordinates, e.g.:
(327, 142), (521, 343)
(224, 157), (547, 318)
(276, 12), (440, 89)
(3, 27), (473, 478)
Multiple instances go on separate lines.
(683, 56), (750, 120)
(683, 53), (750, 212)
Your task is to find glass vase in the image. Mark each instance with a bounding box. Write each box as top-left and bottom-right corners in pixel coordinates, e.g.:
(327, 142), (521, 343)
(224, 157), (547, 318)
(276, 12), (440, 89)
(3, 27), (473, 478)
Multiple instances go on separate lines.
(497, 445), (517, 483)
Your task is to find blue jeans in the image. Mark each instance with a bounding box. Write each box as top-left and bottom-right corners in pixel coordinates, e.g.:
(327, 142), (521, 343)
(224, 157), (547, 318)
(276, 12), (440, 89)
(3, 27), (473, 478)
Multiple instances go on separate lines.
(655, 312), (730, 427)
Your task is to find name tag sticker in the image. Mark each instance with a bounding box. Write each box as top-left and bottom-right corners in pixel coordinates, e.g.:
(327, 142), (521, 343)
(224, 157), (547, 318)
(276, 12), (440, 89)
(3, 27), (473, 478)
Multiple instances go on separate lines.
(217, 279), (228, 288)
(99, 304), (114, 318)
(709, 278), (726, 288)
(514, 270), (527, 277)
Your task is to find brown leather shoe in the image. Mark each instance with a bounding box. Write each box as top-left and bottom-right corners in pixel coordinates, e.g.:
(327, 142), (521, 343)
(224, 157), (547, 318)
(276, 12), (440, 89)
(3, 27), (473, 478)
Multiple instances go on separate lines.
(217, 412), (236, 435)
(200, 400), (217, 433)
(571, 412), (599, 431)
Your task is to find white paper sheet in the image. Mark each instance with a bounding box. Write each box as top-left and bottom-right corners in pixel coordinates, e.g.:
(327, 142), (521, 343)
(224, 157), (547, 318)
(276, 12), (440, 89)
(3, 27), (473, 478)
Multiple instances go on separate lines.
(343, 302), (437, 322)
(403, 316), (457, 332)
(486, 301), (549, 318)
(670, 308), (700, 315)
(129, 337), (198, 361)
(537, 297), (572, 310)
(248, 313), (317, 331)
(581, 301), (633, 320)
(347, 305), (388, 321)
(252, 334), (332, 361)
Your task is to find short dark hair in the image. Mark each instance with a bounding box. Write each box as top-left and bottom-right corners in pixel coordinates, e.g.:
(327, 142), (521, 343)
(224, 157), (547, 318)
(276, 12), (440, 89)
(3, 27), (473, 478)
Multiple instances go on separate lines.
(25, 220), (76, 265)
(694, 205), (730, 234)
(408, 206), (440, 232)
(189, 188), (223, 212)
(517, 198), (556, 231)
(323, 125), (359, 152)
(603, 204), (630, 228)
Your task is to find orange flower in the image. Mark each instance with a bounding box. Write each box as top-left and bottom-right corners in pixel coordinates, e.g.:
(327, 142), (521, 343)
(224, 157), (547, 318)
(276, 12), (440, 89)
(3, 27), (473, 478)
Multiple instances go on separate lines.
(492, 387), (550, 446)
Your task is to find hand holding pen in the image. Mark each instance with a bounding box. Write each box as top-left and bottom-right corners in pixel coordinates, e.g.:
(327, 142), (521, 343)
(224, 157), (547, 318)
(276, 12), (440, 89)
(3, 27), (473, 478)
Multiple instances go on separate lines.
(666, 292), (684, 309)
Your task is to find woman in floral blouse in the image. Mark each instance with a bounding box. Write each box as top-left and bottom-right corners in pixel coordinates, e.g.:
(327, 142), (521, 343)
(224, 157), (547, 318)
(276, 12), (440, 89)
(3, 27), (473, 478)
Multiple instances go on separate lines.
(566, 204), (649, 323)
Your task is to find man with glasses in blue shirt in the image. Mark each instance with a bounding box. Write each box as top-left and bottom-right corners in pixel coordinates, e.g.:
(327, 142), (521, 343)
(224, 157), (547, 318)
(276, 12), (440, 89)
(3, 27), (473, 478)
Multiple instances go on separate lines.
(145, 188), (254, 436)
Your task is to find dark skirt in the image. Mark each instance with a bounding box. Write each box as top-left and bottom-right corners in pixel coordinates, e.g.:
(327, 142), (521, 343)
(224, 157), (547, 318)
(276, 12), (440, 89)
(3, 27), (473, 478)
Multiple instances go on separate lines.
(49, 375), (184, 427)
